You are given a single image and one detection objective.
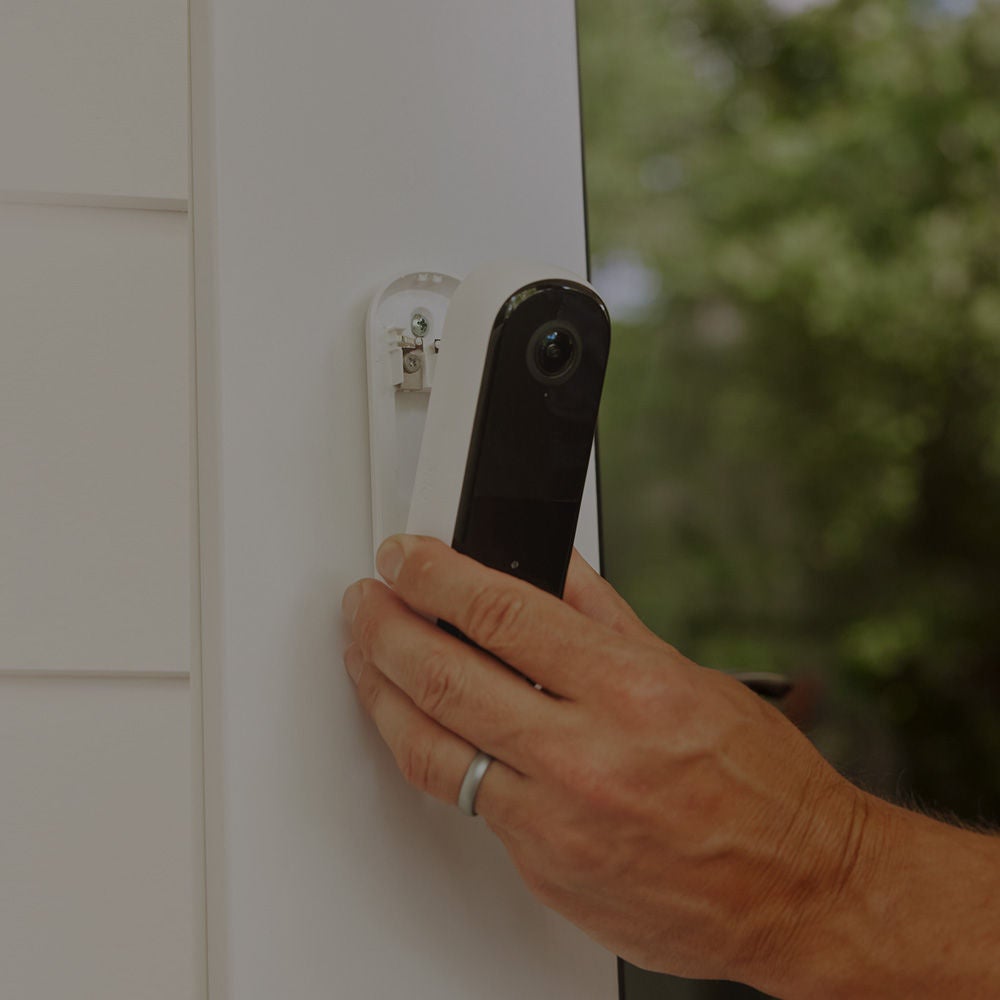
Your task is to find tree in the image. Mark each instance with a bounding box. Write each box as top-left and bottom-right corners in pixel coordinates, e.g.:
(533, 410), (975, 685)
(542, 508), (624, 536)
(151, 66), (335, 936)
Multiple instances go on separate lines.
(580, 0), (1000, 826)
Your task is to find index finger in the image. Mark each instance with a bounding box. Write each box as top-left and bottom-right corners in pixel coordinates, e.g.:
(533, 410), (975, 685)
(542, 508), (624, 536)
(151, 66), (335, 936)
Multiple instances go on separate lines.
(564, 549), (660, 644)
(375, 534), (623, 698)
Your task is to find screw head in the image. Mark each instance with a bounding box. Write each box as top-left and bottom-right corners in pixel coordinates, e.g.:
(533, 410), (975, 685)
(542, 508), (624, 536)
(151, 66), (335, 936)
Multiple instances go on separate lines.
(410, 312), (430, 338)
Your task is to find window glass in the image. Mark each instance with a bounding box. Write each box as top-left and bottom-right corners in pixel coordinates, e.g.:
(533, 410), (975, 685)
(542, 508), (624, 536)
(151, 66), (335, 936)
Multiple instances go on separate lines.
(577, 0), (1000, 995)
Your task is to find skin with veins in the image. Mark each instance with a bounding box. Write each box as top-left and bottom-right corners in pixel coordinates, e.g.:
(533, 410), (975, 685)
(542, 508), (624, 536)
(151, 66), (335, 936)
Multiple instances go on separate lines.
(342, 534), (1000, 1000)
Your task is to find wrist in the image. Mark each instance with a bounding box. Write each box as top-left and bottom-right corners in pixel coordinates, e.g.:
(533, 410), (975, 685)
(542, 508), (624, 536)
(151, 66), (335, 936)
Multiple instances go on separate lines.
(752, 787), (1000, 999)
(770, 787), (895, 999)
(737, 776), (892, 999)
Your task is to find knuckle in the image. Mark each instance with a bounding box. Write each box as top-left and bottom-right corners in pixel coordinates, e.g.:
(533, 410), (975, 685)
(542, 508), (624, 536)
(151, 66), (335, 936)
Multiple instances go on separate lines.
(355, 661), (382, 714)
(610, 609), (649, 640)
(464, 584), (526, 652)
(401, 539), (446, 591)
(602, 607), (631, 636)
(353, 598), (381, 658)
(414, 650), (463, 719)
(614, 655), (682, 721)
(397, 729), (436, 794)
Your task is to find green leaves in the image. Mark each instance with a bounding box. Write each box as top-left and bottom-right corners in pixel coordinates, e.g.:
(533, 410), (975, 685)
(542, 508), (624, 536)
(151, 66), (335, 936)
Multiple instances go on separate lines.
(581, 0), (1000, 817)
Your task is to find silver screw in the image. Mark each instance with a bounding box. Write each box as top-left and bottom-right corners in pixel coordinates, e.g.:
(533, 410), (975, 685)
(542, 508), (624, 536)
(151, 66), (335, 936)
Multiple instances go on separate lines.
(410, 312), (430, 338)
(403, 353), (422, 373)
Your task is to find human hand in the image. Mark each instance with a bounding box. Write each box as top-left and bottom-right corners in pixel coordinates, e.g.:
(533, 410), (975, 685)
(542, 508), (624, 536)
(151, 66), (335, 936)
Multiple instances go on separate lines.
(341, 535), (877, 993)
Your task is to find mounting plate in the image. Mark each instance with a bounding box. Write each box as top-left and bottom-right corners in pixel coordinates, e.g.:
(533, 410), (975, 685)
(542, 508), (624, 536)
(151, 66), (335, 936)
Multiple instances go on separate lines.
(364, 270), (459, 565)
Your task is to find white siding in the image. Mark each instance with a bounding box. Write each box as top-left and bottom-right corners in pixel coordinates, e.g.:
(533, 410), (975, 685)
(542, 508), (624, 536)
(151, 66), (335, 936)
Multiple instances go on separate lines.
(0, 0), (189, 205)
(0, 1), (198, 997)
(0, 204), (193, 675)
(0, 676), (193, 1000)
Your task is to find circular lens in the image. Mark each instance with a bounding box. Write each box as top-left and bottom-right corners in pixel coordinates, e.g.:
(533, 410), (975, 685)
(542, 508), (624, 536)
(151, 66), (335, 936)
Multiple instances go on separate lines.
(535, 328), (576, 378)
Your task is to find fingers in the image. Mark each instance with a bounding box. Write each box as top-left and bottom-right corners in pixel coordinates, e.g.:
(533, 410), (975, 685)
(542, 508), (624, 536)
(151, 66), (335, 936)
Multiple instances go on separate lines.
(373, 535), (625, 698)
(563, 550), (660, 644)
(344, 578), (561, 773)
(344, 645), (522, 822)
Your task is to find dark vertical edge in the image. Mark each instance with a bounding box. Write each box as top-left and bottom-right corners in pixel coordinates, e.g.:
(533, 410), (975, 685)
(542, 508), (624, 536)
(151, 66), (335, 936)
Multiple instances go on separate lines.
(573, 3), (621, 998)
(617, 956), (628, 1000)
(571, 0), (610, 589)
(573, 0), (593, 283)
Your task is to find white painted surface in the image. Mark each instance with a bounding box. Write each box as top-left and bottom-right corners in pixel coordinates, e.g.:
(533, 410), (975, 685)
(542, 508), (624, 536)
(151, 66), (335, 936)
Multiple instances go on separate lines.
(0, 676), (193, 1000)
(0, 0), (189, 203)
(196, 1), (614, 997)
(0, 0), (199, 996)
(0, 203), (194, 675)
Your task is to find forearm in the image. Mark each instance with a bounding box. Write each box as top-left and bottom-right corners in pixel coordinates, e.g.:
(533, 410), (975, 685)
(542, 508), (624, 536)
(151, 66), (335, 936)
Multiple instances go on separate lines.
(760, 793), (1000, 999)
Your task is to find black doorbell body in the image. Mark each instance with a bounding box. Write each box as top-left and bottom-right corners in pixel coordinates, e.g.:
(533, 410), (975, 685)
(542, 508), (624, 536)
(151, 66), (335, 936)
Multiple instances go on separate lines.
(408, 261), (610, 599)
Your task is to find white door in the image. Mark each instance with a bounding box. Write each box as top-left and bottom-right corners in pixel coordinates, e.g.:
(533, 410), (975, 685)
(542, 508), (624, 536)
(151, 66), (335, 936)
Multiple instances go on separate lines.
(194, 0), (616, 997)
(2, 2), (617, 996)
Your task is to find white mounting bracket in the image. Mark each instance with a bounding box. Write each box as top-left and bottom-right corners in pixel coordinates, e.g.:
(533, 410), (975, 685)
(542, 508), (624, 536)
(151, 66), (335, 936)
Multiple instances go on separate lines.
(365, 270), (460, 563)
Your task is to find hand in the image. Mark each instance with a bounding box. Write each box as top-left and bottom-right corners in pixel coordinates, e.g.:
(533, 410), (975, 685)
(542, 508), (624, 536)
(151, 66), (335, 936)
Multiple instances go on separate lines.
(341, 535), (876, 992)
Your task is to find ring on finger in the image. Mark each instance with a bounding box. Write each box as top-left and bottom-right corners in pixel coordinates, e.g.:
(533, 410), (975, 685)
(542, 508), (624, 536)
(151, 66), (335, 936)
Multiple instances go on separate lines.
(457, 750), (493, 817)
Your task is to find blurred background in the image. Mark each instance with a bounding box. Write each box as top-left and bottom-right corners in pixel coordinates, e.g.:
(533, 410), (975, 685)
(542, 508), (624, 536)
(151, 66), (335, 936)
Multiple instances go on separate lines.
(576, 0), (1000, 994)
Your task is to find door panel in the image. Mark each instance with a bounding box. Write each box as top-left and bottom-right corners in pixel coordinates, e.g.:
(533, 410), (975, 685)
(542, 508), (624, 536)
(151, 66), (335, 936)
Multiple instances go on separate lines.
(194, 1), (613, 996)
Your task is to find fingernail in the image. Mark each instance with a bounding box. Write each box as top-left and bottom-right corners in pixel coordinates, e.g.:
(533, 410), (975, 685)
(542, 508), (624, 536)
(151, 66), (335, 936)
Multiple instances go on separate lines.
(344, 645), (363, 684)
(342, 582), (362, 623)
(376, 538), (404, 585)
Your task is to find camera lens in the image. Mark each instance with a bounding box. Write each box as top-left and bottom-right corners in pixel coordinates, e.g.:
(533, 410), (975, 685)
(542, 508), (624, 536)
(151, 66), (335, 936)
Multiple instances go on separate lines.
(534, 328), (577, 379)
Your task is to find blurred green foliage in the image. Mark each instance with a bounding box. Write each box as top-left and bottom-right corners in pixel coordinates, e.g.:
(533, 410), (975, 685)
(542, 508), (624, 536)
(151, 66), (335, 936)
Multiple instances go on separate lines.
(579, 0), (1000, 826)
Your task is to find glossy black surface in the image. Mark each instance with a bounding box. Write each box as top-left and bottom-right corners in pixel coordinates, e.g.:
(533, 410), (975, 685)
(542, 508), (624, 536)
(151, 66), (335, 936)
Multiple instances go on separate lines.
(451, 281), (610, 598)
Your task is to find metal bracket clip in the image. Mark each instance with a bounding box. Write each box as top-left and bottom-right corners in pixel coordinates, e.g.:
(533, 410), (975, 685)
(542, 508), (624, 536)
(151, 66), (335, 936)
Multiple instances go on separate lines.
(397, 333), (440, 392)
(365, 270), (459, 557)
